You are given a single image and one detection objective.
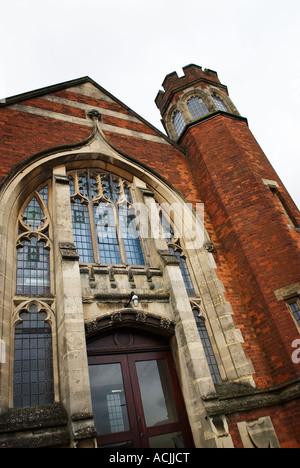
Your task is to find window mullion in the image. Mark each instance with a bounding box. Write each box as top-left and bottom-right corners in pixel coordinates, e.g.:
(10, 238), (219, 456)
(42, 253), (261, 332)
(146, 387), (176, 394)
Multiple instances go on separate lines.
(90, 200), (100, 264)
(115, 203), (128, 265)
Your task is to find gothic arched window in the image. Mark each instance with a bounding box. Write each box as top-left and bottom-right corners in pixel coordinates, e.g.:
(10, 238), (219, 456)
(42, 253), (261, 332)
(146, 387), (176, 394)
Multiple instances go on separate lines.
(192, 307), (222, 384)
(187, 96), (209, 119)
(13, 303), (54, 408)
(169, 246), (195, 296)
(173, 110), (185, 136)
(68, 170), (146, 266)
(212, 95), (229, 112)
(16, 186), (51, 296)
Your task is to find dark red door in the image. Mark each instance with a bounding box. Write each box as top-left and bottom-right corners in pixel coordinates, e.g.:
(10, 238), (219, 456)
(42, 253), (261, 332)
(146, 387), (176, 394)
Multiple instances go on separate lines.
(87, 330), (194, 448)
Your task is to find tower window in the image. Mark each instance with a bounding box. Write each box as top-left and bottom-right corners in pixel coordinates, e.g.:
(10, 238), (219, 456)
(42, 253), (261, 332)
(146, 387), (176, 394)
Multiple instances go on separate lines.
(173, 110), (185, 136)
(212, 95), (229, 112)
(187, 97), (209, 119)
(270, 187), (296, 227)
(288, 300), (300, 328)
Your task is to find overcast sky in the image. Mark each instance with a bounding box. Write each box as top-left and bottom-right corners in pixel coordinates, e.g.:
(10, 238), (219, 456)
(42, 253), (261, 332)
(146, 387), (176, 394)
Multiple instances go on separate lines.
(0, 0), (299, 208)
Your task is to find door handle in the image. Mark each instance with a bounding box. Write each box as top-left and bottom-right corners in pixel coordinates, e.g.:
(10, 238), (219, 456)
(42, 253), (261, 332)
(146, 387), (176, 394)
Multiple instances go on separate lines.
(138, 415), (146, 437)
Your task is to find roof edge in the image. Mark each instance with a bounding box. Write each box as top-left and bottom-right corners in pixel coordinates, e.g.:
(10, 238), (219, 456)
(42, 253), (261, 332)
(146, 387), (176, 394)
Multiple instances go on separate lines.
(0, 76), (184, 152)
(0, 77), (96, 107)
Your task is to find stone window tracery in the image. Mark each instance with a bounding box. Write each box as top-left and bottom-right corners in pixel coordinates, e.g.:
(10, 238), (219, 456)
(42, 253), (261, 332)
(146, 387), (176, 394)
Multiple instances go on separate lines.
(16, 186), (51, 296)
(68, 170), (146, 266)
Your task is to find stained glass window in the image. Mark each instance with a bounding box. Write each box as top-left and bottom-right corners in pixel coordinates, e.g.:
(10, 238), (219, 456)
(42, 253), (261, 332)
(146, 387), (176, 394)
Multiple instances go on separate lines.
(71, 199), (94, 263)
(17, 237), (50, 295)
(17, 186), (51, 296)
(69, 170), (145, 266)
(192, 309), (222, 384)
(187, 97), (209, 119)
(14, 304), (54, 408)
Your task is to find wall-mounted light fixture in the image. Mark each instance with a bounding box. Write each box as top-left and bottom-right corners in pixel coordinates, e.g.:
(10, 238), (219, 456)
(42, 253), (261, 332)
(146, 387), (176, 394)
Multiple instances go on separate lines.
(124, 292), (139, 309)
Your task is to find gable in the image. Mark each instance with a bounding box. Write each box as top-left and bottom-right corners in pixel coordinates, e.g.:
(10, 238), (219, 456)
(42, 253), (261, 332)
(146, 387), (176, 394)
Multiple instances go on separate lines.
(0, 77), (174, 147)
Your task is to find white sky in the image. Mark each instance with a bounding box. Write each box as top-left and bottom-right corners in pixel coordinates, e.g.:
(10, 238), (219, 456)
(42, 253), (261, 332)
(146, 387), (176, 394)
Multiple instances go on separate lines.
(0, 0), (299, 208)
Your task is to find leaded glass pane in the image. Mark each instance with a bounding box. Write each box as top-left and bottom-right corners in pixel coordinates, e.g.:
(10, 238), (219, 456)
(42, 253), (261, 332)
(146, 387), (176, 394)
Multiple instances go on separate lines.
(160, 212), (175, 242)
(38, 186), (48, 206)
(102, 174), (115, 201)
(94, 203), (122, 264)
(119, 206), (145, 266)
(14, 305), (54, 408)
(169, 247), (195, 296)
(71, 199), (94, 263)
(17, 237), (50, 295)
(173, 110), (185, 136)
(212, 95), (229, 112)
(23, 197), (44, 231)
(78, 172), (89, 197)
(69, 170), (146, 266)
(188, 97), (209, 119)
(290, 302), (300, 327)
(193, 310), (222, 384)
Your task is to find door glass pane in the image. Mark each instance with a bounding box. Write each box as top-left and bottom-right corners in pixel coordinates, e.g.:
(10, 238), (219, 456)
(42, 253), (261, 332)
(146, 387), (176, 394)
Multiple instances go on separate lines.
(89, 363), (130, 435)
(149, 432), (185, 449)
(100, 441), (134, 449)
(135, 359), (179, 427)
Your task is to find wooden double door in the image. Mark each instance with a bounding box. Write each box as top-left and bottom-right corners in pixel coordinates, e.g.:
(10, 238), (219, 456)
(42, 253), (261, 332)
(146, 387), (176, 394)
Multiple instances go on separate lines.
(87, 329), (194, 448)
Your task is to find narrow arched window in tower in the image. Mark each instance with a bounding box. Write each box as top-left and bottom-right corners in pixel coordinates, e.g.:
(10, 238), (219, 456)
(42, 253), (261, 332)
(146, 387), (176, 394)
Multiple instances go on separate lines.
(287, 300), (300, 329)
(13, 304), (54, 408)
(68, 170), (146, 266)
(192, 307), (222, 384)
(187, 96), (209, 119)
(173, 110), (185, 136)
(212, 95), (229, 112)
(16, 186), (51, 295)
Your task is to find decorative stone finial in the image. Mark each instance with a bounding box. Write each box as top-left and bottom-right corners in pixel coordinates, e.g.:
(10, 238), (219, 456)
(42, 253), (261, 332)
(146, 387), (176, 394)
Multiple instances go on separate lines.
(87, 109), (102, 121)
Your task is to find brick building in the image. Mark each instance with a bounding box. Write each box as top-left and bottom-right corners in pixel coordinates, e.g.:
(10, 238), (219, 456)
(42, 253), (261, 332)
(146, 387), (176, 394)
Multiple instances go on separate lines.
(0, 64), (299, 448)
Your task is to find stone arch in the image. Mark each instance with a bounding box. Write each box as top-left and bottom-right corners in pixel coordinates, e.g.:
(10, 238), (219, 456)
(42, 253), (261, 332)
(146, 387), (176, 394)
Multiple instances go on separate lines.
(0, 116), (255, 420)
(85, 309), (175, 340)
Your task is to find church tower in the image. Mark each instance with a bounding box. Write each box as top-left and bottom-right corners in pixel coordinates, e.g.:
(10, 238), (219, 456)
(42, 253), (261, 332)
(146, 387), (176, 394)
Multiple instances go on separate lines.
(156, 63), (300, 417)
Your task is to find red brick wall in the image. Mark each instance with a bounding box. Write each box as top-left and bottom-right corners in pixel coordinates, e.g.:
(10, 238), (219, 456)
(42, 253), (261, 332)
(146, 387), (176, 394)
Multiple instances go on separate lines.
(0, 107), (91, 181)
(228, 400), (300, 448)
(0, 85), (293, 392)
(182, 114), (300, 386)
(1, 81), (300, 447)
